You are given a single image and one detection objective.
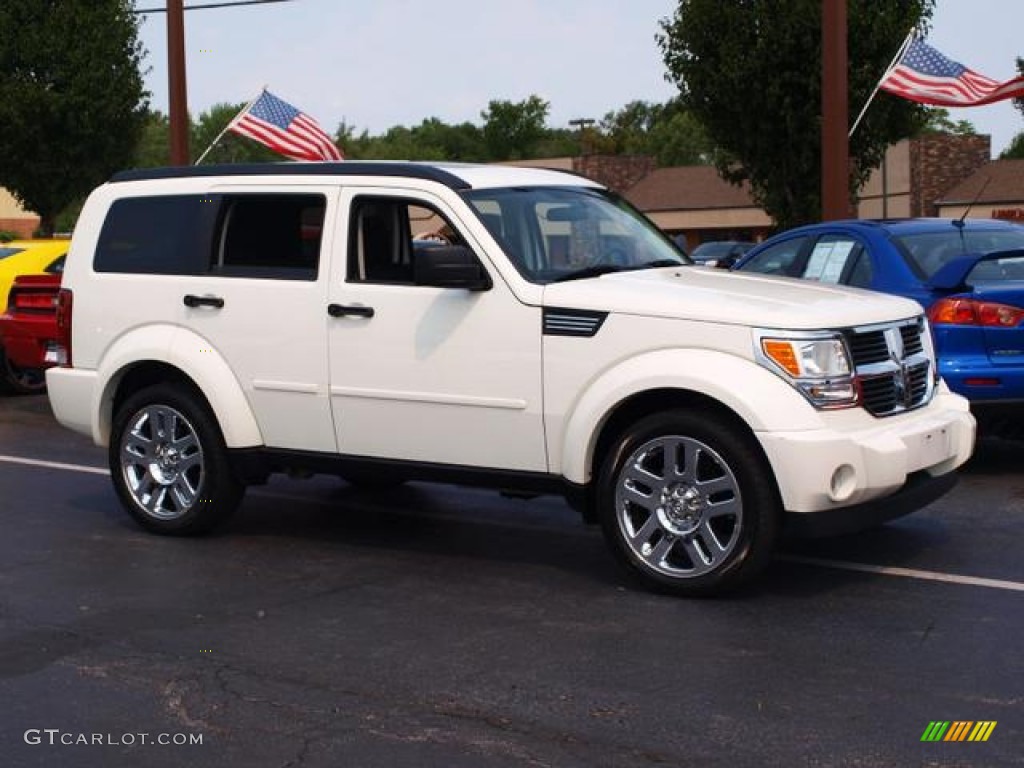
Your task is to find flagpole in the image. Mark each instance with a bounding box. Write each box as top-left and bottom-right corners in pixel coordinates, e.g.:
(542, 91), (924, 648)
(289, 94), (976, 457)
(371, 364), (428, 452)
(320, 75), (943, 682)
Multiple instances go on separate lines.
(848, 27), (917, 139)
(193, 87), (266, 165)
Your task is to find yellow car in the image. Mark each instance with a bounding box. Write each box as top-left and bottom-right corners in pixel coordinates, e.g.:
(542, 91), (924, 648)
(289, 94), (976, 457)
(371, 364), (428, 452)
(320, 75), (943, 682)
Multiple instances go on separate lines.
(0, 239), (68, 393)
(0, 239), (67, 309)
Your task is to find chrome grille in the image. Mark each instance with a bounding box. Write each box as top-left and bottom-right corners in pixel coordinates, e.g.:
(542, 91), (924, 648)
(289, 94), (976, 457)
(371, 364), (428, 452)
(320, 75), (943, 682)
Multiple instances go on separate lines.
(846, 318), (934, 417)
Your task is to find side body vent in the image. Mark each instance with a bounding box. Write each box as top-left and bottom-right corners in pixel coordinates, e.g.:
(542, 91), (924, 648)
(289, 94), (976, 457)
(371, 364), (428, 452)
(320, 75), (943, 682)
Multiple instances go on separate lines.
(543, 308), (608, 338)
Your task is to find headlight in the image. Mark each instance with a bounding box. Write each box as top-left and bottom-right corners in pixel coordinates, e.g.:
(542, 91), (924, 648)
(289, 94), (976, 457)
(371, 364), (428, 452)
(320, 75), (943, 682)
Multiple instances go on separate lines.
(756, 331), (858, 409)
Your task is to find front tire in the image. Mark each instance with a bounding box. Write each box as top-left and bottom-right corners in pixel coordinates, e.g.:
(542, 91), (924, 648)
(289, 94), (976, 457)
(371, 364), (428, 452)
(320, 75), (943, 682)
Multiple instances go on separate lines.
(110, 384), (244, 535)
(597, 409), (780, 596)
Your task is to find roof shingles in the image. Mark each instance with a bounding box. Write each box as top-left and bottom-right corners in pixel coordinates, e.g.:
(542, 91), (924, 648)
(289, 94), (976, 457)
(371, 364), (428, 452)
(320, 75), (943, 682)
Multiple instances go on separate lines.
(624, 166), (757, 212)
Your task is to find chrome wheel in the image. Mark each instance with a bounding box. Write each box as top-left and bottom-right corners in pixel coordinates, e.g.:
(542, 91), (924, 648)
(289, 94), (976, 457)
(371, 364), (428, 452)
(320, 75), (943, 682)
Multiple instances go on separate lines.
(119, 404), (204, 520)
(614, 434), (743, 580)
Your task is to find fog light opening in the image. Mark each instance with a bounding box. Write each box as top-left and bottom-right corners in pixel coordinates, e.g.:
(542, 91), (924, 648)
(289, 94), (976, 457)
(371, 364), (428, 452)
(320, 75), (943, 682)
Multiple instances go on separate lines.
(829, 464), (857, 502)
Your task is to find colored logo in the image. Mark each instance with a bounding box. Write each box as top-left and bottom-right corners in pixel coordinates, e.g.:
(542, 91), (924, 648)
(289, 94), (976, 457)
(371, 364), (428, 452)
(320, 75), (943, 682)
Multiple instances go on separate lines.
(921, 721), (996, 742)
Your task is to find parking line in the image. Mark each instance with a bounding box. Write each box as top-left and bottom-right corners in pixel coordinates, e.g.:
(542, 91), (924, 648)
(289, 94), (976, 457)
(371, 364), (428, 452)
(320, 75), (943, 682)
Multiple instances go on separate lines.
(0, 453), (109, 476)
(780, 555), (1024, 593)
(3, 452), (1023, 593)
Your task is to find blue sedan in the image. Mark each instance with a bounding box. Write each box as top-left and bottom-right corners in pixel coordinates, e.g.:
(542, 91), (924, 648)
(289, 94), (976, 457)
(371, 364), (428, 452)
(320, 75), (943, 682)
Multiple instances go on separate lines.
(733, 218), (1024, 436)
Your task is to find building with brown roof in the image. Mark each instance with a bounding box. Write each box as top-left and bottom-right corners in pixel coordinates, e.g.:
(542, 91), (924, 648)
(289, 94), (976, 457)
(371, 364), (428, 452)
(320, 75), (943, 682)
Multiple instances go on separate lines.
(0, 188), (39, 238)
(623, 166), (771, 251)
(936, 157), (1024, 221)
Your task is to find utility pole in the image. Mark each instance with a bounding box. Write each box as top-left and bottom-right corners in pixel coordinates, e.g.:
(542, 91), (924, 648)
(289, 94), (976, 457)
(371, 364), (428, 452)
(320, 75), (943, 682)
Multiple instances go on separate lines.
(821, 0), (849, 220)
(167, 0), (189, 165)
(568, 117), (596, 156)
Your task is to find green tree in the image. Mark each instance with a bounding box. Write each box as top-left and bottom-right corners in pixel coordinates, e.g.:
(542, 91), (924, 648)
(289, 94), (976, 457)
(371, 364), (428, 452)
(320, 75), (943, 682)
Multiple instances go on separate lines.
(191, 103), (280, 164)
(481, 96), (550, 160)
(0, 0), (148, 234)
(920, 107), (976, 136)
(601, 99), (712, 165)
(658, 0), (935, 228)
(1001, 132), (1024, 159)
(135, 110), (171, 168)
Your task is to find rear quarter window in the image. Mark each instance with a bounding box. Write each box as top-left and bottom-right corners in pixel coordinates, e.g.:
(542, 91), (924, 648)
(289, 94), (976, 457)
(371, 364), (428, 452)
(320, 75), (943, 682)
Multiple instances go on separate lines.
(93, 193), (326, 280)
(95, 196), (213, 274)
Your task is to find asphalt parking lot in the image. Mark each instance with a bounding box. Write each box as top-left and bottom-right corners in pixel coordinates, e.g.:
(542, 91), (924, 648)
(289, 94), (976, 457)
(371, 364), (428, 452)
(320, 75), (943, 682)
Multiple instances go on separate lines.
(1, 393), (1022, 767)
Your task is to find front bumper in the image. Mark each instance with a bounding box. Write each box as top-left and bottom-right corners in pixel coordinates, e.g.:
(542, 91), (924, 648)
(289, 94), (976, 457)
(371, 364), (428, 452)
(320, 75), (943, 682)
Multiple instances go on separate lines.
(757, 388), (974, 523)
(783, 470), (957, 537)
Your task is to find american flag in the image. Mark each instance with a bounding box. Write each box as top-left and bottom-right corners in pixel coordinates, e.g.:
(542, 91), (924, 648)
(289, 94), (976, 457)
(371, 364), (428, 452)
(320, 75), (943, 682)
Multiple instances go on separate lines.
(229, 90), (343, 161)
(880, 37), (1024, 107)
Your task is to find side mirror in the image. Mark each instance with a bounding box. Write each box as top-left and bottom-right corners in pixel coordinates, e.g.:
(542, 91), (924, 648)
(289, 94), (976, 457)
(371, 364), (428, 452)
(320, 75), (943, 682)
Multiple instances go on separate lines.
(414, 245), (492, 291)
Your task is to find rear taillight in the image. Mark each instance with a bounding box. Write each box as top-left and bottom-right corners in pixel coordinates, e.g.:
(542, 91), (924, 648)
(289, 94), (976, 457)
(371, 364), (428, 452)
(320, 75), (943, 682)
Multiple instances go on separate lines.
(927, 298), (1024, 327)
(11, 288), (58, 312)
(55, 288), (73, 367)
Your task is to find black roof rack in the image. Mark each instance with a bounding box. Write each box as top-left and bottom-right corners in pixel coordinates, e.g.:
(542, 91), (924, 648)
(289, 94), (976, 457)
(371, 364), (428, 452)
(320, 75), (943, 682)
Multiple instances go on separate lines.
(109, 161), (472, 189)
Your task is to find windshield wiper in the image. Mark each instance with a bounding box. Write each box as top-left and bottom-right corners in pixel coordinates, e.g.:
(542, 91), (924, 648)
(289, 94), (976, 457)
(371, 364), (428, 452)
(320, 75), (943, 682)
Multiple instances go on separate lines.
(551, 260), (683, 283)
(551, 265), (626, 282)
(636, 259), (685, 269)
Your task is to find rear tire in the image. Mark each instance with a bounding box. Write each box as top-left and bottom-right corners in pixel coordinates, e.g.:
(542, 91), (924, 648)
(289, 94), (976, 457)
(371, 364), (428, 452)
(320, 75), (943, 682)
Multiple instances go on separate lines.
(110, 384), (244, 535)
(597, 409), (780, 596)
(0, 346), (47, 394)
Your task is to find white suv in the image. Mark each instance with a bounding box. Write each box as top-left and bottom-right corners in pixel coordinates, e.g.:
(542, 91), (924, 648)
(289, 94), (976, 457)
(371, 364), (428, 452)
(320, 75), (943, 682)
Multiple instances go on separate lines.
(47, 162), (975, 595)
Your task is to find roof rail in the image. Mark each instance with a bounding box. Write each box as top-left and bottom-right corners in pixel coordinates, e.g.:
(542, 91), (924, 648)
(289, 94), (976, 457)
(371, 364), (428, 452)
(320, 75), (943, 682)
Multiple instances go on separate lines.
(109, 161), (472, 189)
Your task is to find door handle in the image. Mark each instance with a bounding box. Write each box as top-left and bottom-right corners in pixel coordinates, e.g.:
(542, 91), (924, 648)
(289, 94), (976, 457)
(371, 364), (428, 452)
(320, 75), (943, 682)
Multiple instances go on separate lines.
(183, 294), (225, 309)
(328, 303), (375, 318)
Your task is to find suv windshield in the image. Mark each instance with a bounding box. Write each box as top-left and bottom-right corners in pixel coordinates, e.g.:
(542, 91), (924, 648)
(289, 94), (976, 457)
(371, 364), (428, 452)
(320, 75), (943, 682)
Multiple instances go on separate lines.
(462, 186), (688, 283)
(895, 227), (1024, 280)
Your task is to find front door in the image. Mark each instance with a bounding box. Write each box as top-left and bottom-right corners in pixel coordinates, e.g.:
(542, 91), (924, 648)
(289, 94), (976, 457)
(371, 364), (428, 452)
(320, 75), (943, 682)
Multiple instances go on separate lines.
(326, 188), (546, 472)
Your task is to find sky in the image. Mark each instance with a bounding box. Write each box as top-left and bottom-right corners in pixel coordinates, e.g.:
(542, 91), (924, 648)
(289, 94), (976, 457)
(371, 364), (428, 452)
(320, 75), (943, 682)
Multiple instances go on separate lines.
(135, 0), (1023, 157)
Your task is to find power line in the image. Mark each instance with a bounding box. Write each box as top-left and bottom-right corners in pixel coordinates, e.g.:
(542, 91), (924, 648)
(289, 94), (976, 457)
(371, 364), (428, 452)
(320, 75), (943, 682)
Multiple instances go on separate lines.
(133, 0), (296, 14)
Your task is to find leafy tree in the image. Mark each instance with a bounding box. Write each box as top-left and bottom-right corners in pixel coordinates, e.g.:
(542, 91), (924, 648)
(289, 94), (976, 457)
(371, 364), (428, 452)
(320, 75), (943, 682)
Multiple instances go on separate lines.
(658, 0), (935, 228)
(481, 96), (550, 160)
(533, 128), (582, 159)
(0, 0), (148, 234)
(601, 99), (712, 165)
(1001, 132), (1024, 159)
(191, 103), (279, 164)
(135, 110), (171, 168)
(920, 108), (976, 136)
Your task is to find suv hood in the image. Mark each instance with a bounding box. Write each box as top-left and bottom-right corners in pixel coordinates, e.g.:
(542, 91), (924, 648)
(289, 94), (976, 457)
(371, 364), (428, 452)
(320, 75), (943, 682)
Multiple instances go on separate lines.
(542, 266), (922, 329)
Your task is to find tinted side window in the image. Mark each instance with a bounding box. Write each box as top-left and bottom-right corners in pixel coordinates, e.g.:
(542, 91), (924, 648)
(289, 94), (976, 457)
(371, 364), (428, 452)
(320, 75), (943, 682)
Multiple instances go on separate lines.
(845, 250), (874, 288)
(741, 237), (808, 276)
(95, 196), (212, 274)
(213, 194), (324, 280)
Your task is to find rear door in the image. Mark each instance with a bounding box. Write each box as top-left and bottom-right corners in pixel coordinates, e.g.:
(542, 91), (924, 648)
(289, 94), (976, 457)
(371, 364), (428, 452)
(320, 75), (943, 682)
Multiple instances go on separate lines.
(191, 185), (337, 452)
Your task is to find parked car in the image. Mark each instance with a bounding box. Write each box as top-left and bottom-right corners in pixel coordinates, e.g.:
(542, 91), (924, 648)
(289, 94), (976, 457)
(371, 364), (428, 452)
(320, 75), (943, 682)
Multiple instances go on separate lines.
(47, 163), (973, 596)
(0, 239), (67, 306)
(732, 218), (1024, 435)
(0, 273), (61, 393)
(0, 240), (66, 393)
(689, 240), (755, 269)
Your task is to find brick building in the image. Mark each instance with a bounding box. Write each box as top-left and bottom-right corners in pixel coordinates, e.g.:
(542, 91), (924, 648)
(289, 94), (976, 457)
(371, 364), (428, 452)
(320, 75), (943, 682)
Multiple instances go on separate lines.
(0, 188), (38, 238)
